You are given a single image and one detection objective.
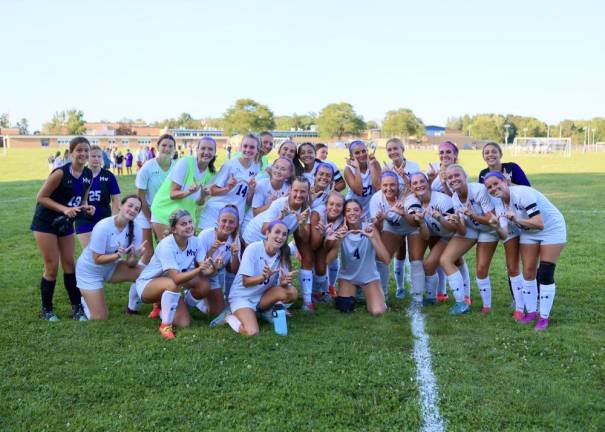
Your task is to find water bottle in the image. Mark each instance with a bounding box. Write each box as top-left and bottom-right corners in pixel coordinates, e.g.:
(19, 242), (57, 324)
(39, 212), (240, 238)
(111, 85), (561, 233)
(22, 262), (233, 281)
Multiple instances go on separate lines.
(272, 304), (288, 336)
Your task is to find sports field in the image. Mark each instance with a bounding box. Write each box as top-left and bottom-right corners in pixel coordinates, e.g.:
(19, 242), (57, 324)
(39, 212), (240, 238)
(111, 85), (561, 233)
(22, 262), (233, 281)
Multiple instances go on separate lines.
(1, 148), (604, 431)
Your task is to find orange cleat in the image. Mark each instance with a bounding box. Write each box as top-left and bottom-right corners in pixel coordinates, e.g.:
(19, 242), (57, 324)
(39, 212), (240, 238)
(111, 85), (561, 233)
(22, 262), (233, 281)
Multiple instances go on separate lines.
(159, 323), (175, 340)
(480, 307), (492, 314)
(328, 285), (338, 298)
(148, 303), (161, 319)
(512, 310), (525, 322)
(464, 296), (472, 305)
(437, 293), (449, 302)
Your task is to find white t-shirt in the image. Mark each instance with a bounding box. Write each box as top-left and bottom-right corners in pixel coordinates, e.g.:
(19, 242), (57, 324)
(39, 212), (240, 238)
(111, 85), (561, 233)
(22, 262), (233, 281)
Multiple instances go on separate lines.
(137, 235), (205, 282)
(451, 182), (495, 232)
(369, 190), (415, 232)
(204, 158), (261, 222)
(136, 149), (147, 163)
(197, 228), (235, 270)
(78, 216), (143, 269)
(243, 197), (300, 244)
(494, 185), (565, 235)
(170, 157), (212, 203)
(405, 191), (455, 237)
(228, 241), (287, 302)
(344, 165), (374, 217)
(135, 158), (175, 206)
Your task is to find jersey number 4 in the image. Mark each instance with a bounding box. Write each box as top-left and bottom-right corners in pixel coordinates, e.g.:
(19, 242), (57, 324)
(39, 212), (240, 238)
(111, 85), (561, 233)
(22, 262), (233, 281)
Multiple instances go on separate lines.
(353, 248), (361, 259)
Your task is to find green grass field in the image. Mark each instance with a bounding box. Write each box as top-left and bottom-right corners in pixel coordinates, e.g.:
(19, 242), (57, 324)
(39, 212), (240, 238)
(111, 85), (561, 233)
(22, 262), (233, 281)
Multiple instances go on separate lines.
(1, 148), (604, 431)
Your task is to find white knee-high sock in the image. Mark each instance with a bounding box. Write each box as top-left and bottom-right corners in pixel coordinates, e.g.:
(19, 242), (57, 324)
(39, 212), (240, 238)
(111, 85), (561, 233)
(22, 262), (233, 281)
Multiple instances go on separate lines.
(300, 269), (313, 304)
(328, 259), (339, 286)
(425, 273), (439, 299)
(538, 283), (556, 318)
(81, 296), (91, 319)
(437, 266), (447, 295)
(410, 260), (425, 302)
(476, 276), (492, 308)
(447, 271), (465, 303)
(128, 283), (142, 311)
(160, 291), (180, 325)
(394, 258), (405, 291)
(184, 290), (200, 309)
(460, 261), (471, 297)
(523, 278), (538, 313)
(404, 255), (412, 284)
(376, 261), (390, 298)
(313, 274), (328, 294)
(509, 274), (525, 312)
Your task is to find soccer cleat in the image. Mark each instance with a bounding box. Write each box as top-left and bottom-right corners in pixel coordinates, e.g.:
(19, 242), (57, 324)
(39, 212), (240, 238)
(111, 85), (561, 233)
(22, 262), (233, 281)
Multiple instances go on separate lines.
(40, 309), (60, 322)
(209, 307), (230, 328)
(480, 307), (492, 314)
(159, 323), (175, 340)
(395, 288), (406, 299)
(436, 293), (449, 302)
(327, 285), (337, 298)
(449, 301), (470, 315)
(260, 308), (274, 324)
(125, 307), (140, 315)
(72, 305), (87, 321)
(302, 302), (316, 313)
(519, 311), (538, 324)
(148, 303), (161, 319)
(422, 297), (437, 306)
(534, 317), (549, 331)
(512, 310), (525, 321)
(464, 296), (472, 305)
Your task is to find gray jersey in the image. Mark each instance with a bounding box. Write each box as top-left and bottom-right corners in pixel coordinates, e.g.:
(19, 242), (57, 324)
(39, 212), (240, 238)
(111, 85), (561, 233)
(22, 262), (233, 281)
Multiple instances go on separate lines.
(337, 233), (380, 285)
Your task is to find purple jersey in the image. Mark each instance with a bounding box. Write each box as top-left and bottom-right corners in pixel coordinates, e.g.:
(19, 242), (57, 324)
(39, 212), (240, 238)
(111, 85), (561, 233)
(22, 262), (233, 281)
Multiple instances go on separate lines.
(478, 162), (530, 186)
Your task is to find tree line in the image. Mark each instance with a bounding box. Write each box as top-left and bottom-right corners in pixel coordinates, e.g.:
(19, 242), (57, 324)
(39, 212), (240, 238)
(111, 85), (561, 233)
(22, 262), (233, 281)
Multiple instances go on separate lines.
(2, 101), (602, 144)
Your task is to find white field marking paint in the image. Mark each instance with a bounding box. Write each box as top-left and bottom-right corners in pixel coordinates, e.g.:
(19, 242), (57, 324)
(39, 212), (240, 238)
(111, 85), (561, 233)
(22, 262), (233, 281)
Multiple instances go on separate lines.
(407, 303), (446, 432)
(563, 209), (605, 214)
(0, 197), (33, 204)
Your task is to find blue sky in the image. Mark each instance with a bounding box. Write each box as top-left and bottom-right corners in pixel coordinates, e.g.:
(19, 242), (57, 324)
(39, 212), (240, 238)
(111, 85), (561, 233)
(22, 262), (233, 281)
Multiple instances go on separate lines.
(2, 0), (604, 131)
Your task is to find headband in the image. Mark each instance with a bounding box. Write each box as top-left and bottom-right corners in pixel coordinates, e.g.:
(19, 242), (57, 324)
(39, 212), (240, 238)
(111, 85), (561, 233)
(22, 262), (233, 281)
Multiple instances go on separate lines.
(219, 206), (240, 220)
(349, 140), (365, 153)
(408, 171), (428, 182)
(484, 171), (507, 182)
(267, 219), (288, 232)
(381, 171), (399, 181)
(439, 141), (459, 155)
(274, 157), (294, 169)
(200, 136), (216, 146)
(315, 162), (334, 176)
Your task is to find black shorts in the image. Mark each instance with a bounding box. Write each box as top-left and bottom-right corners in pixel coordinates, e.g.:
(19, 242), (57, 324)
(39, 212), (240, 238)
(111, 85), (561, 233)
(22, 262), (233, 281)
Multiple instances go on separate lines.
(31, 216), (75, 237)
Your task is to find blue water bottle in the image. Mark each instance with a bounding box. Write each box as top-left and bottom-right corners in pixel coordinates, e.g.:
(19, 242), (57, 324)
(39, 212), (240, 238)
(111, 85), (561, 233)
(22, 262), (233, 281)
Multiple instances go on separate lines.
(272, 304), (288, 336)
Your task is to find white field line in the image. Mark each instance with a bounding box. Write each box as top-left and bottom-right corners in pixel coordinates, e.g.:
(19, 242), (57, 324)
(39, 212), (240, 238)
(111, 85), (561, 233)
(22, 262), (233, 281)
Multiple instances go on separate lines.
(407, 304), (446, 432)
(0, 196), (33, 204)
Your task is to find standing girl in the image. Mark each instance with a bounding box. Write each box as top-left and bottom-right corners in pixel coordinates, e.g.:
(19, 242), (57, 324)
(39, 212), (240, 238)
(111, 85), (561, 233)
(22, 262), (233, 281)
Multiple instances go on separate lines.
(75, 145), (121, 249)
(31, 137), (95, 321)
(479, 142), (530, 186)
(343, 140), (381, 219)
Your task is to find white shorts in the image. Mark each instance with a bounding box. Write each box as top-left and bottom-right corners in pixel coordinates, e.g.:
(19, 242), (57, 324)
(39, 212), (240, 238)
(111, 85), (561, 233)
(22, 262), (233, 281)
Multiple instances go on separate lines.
(382, 221), (418, 237)
(520, 224), (567, 245)
(457, 227), (499, 243)
(229, 296), (261, 313)
(135, 211), (152, 230)
(135, 278), (153, 300)
(76, 259), (119, 291)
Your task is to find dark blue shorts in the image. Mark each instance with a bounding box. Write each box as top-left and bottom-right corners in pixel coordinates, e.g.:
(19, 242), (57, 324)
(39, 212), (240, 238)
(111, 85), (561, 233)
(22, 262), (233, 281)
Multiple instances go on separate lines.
(31, 217), (75, 237)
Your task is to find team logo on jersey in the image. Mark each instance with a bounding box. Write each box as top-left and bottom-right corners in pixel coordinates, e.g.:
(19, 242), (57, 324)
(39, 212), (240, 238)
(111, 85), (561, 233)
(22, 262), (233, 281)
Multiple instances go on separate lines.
(100, 176), (109, 182)
(249, 171), (255, 176)
(186, 249), (196, 256)
(83, 178), (91, 184)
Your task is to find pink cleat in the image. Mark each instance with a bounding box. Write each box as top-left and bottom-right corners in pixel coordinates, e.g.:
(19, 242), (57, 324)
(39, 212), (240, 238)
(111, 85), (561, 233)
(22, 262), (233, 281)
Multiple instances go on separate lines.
(464, 296), (472, 305)
(480, 307), (492, 314)
(512, 310), (525, 322)
(519, 311), (538, 324)
(534, 317), (549, 331)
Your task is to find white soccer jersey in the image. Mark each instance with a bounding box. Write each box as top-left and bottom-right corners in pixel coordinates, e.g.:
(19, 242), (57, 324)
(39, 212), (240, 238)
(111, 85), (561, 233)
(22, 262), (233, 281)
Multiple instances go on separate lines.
(137, 235), (205, 282)
(228, 241), (287, 303)
(78, 216), (143, 270)
(384, 159), (420, 192)
(197, 228), (235, 267)
(201, 158), (261, 228)
(405, 191), (455, 237)
(344, 165), (374, 217)
(242, 197), (300, 244)
(451, 182), (495, 232)
(337, 233), (380, 285)
(311, 204), (344, 229)
(369, 190), (415, 234)
(496, 185), (566, 235)
(243, 177), (290, 224)
(170, 157), (213, 203)
(135, 158), (175, 206)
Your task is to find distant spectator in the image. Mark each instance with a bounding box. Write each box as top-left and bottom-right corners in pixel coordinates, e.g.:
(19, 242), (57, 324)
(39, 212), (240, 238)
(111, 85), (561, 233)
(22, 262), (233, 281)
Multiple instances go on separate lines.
(47, 154), (55, 171)
(136, 146), (147, 170)
(116, 151), (124, 176)
(62, 149), (70, 166)
(125, 149), (133, 175)
(52, 151), (63, 169)
(102, 147), (111, 170)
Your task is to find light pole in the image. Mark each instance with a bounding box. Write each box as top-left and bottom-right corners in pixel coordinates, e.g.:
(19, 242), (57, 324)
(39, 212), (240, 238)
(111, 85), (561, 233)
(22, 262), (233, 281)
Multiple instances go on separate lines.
(504, 123), (510, 147)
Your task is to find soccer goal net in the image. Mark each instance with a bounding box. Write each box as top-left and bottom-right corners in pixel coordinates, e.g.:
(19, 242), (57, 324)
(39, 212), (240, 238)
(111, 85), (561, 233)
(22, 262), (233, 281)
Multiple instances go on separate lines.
(512, 137), (572, 157)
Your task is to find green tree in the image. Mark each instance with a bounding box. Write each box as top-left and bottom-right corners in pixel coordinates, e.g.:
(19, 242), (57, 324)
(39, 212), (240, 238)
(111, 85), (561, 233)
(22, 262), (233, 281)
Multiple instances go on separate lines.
(66, 109), (86, 134)
(317, 102), (366, 139)
(470, 114), (505, 141)
(43, 111), (66, 134)
(367, 120), (379, 129)
(16, 118), (28, 135)
(0, 113), (9, 128)
(222, 99), (275, 135)
(381, 108), (425, 140)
